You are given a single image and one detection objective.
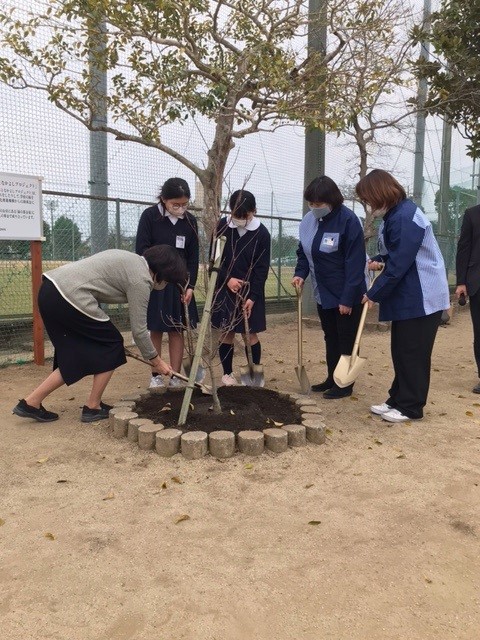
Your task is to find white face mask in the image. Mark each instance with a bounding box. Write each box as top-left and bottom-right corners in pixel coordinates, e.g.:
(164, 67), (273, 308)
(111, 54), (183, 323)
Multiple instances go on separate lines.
(231, 217), (248, 228)
(311, 206), (331, 220)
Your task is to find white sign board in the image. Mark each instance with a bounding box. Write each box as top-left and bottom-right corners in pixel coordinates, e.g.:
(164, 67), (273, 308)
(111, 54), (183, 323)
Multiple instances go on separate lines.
(0, 172), (43, 241)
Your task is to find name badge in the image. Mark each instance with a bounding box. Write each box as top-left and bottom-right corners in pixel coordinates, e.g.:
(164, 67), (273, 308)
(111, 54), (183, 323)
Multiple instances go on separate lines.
(176, 235), (186, 249)
(322, 237), (335, 246)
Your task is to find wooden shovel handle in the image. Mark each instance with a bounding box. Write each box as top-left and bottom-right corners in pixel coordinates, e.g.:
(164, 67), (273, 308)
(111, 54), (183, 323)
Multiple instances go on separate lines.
(295, 284), (303, 365)
(350, 265), (384, 359)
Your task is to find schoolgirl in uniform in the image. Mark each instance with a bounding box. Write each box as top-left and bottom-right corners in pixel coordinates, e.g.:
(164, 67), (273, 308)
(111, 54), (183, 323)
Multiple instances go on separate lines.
(135, 178), (199, 388)
(211, 190), (271, 385)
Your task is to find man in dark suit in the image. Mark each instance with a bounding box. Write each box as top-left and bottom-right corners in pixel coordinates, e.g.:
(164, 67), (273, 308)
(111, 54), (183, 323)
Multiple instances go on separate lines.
(456, 203), (480, 392)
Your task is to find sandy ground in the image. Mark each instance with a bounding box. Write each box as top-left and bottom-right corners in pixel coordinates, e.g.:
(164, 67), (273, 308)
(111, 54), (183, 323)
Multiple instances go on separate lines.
(1, 305), (480, 640)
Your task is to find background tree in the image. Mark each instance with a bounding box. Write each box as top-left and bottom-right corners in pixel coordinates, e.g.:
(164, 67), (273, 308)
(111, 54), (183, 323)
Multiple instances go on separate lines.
(0, 0), (404, 238)
(325, 0), (417, 241)
(3, 221), (51, 260)
(51, 215), (83, 260)
(432, 185), (477, 234)
(412, 0), (480, 158)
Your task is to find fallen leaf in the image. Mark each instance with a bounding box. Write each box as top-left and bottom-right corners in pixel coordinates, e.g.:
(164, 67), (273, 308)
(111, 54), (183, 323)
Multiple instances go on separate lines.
(160, 406), (172, 412)
(458, 394), (466, 398)
(161, 481), (167, 489)
(56, 479), (68, 483)
(305, 483), (314, 489)
(44, 532), (55, 540)
(171, 476), (183, 484)
(350, 396), (358, 401)
(308, 520), (321, 526)
(466, 411), (474, 417)
(396, 453), (406, 459)
(36, 457), (49, 464)
(189, 403), (194, 410)
(174, 514), (190, 524)
(244, 463), (254, 470)
(0, 518), (5, 526)
(230, 409), (235, 415)
(374, 439), (383, 445)
(424, 576), (433, 584)
(275, 359), (284, 364)
(273, 420), (284, 427)
(473, 403), (480, 407)
(325, 428), (333, 435)
(102, 491), (115, 500)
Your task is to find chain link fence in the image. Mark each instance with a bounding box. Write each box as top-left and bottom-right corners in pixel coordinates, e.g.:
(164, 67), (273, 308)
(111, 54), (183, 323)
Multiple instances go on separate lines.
(0, 192), (302, 365)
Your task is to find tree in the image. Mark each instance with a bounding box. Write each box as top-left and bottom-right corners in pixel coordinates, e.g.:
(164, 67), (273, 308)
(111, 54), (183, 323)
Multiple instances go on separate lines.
(324, 0), (417, 241)
(412, 0), (480, 158)
(433, 185), (477, 234)
(0, 0), (398, 236)
(3, 221), (51, 259)
(52, 215), (83, 260)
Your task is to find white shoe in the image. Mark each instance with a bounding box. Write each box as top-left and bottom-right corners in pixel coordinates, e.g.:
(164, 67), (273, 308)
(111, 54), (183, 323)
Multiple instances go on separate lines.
(382, 408), (418, 423)
(221, 373), (238, 386)
(370, 402), (392, 415)
(149, 375), (165, 389)
(169, 377), (186, 388)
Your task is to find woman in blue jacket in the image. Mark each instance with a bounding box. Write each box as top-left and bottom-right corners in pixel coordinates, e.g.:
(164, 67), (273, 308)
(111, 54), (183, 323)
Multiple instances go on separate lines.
(356, 169), (449, 423)
(292, 176), (367, 399)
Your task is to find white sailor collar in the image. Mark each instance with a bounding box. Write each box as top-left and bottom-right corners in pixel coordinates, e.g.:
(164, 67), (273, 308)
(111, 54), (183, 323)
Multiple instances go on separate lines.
(227, 215), (260, 231)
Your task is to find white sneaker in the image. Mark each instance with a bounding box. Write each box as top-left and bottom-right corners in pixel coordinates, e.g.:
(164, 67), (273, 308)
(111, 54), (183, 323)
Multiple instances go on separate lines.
(221, 373), (238, 386)
(382, 408), (417, 423)
(370, 402), (392, 415)
(169, 377), (186, 388)
(149, 375), (165, 389)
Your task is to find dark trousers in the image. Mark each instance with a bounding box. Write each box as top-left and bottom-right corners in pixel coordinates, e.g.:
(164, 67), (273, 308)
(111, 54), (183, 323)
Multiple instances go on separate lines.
(317, 303), (363, 382)
(386, 311), (442, 419)
(468, 290), (480, 377)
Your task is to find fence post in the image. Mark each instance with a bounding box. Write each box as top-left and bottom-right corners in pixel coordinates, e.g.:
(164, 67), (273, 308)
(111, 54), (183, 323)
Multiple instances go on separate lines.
(115, 199), (121, 248)
(30, 240), (44, 365)
(277, 218), (283, 301)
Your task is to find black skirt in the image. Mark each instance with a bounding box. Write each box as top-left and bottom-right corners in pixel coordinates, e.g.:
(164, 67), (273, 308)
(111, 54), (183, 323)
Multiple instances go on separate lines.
(147, 282), (199, 333)
(211, 285), (266, 334)
(39, 278), (127, 385)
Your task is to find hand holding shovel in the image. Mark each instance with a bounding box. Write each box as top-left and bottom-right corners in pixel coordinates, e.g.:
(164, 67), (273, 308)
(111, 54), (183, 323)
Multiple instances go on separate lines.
(333, 266), (384, 388)
(236, 291), (265, 387)
(294, 283), (311, 394)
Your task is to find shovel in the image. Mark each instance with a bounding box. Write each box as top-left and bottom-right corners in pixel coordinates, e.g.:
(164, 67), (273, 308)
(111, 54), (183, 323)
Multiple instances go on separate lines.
(333, 266), (384, 388)
(124, 347), (212, 395)
(180, 285), (206, 384)
(294, 284), (311, 394)
(237, 295), (265, 387)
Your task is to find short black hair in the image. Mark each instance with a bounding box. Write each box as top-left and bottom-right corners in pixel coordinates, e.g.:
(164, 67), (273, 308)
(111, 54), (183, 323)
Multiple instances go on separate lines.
(229, 190), (256, 219)
(158, 177), (191, 202)
(143, 245), (188, 284)
(304, 176), (344, 209)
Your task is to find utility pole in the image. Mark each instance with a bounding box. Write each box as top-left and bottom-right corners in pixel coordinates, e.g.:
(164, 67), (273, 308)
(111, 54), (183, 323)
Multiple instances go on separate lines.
(88, 17), (109, 255)
(302, 0), (327, 314)
(303, 0), (327, 214)
(438, 117), (452, 236)
(412, 0), (431, 209)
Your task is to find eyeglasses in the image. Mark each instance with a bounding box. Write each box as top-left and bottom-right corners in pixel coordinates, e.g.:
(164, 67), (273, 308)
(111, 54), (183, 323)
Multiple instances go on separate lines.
(169, 202), (190, 211)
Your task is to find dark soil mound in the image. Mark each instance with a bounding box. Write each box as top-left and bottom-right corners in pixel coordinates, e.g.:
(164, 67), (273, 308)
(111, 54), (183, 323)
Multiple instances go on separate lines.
(135, 386), (302, 434)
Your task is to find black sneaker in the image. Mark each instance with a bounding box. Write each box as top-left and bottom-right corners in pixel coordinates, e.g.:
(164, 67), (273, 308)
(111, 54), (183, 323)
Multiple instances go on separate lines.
(323, 384), (353, 399)
(12, 399), (59, 422)
(311, 379), (334, 393)
(81, 403), (112, 423)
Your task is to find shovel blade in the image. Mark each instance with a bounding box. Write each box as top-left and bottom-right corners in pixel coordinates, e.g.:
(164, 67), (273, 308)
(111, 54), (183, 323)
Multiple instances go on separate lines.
(182, 355), (206, 384)
(240, 364), (265, 387)
(333, 354), (367, 388)
(295, 365), (311, 394)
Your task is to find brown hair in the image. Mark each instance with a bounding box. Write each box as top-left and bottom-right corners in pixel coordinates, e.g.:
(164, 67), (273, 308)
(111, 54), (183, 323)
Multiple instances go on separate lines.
(355, 169), (406, 210)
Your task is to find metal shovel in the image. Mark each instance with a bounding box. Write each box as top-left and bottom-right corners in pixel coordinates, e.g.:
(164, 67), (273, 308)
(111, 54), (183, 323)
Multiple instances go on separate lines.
(294, 284), (311, 394)
(124, 347), (212, 395)
(238, 298), (265, 387)
(180, 286), (206, 384)
(333, 266), (384, 388)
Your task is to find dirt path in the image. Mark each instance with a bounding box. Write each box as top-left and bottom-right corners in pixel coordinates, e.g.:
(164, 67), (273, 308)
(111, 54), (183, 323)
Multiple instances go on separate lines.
(1, 306), (479, 639)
